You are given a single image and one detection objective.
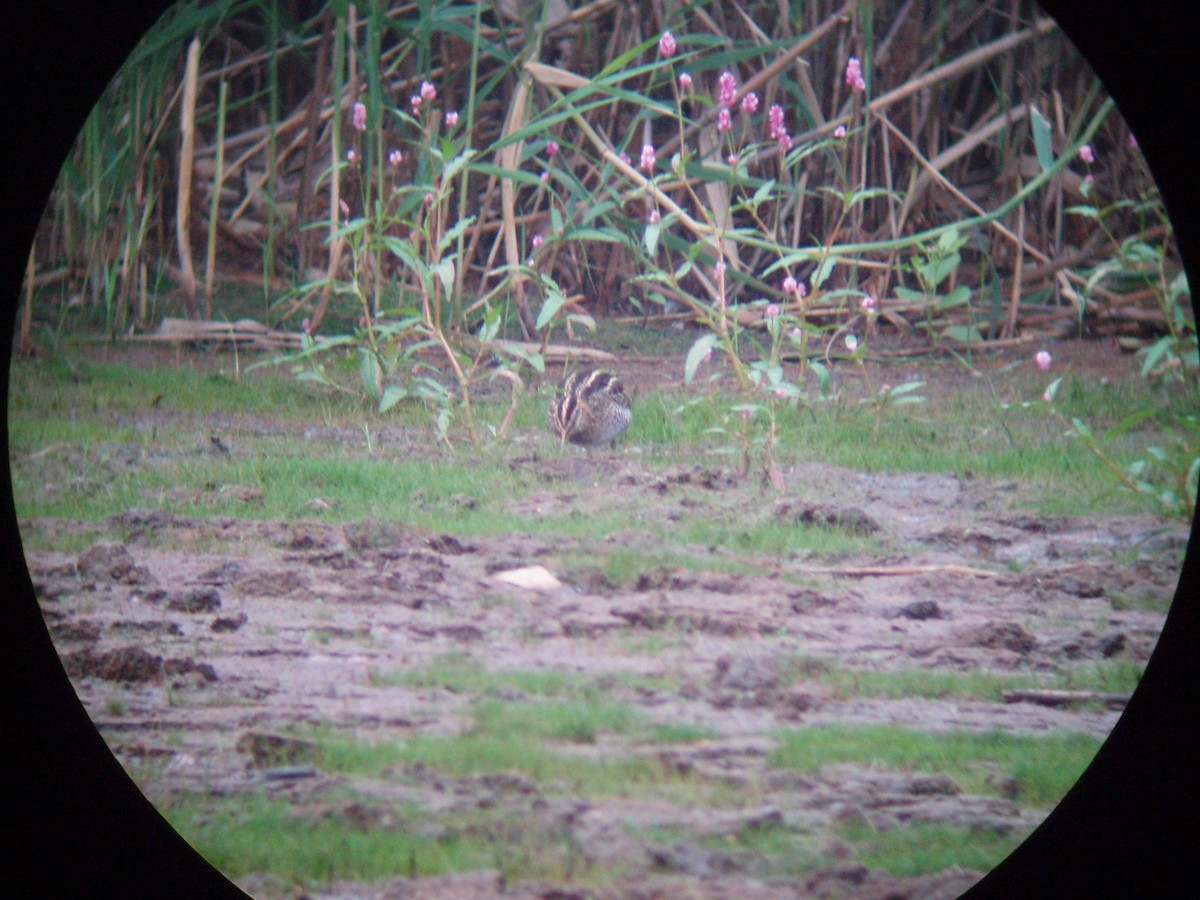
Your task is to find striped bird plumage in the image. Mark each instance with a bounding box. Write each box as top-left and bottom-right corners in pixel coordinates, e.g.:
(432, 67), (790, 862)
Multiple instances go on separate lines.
(547, 369), (632, 448)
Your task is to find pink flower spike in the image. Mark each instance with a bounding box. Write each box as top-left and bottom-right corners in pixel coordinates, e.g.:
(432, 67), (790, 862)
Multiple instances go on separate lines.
(639, 143), (656, 172)
(410, 94), (422, 111)
(540, 171), (550, 183)
(717, 108), (732, 132)
(678, 72), (693, 91)
(546, 140), (560, 157)
(768, 104), (785, 139)
(741, 92), (759, 114)
(782, 275), (798, 296)
(726, 153), (738, 166)
(718, 71), (737, 107)
(1035, 350), (1052, 371)
(647, 208), (660, 224)
(658, 30), (676, 58)
(445, 110), (459, 127)
(1079, 144), (1095, 164)
(532, 234), (544, 250)
(833, 124), (847, 139)
(778, 133), (792, 153)
(1042, 389), (1053, 403)
(388, 148), (402, 167)
(352, 101), (367, 132)
(860, 294), (877, 314)
(845, 56), (865, 92)
(420, 80), (437, 102)
(765, 303), (780, 319)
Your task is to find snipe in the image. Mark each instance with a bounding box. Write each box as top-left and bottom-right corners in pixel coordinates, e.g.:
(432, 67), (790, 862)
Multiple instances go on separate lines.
(547, 369), (632, 449)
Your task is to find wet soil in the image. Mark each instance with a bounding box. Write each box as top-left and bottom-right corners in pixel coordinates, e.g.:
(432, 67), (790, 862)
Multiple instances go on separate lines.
(20, 338), (1185, 898)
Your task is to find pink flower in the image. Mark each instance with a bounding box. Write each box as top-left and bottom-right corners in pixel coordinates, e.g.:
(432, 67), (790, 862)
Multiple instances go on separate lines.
(420, 80), (437, 102)
(741, 92), (759, 114)
(768, 104), (786, 140)
(845, 57), (866, 92)
(339, 199), (350, 217)
(410, 94), (422, 111)
(352, 101), (367, 132)
(445, 110), (459, 127)
(1035, 350), (1052, 371)
(782, 275), (799, 296)
(546, 140), (560, 157)
(658, 30), (676, 58)
(678, 72), (693, 92)
(648, 208), (660, 224)
(619, 152), (631, 165)
(540, 171), (550, 183)
(639, 143), (656, 172)
(778, 133), (792, 153)
(860, 294), (877, 314)
(717, 108), (732, 132)
(1079, 144), (1095, 164)
(717, 71), (737, 107)
(833, 124), (847, 139)
(388, 148), (402, 167)
(1042, 389), (1053, 403)
(726, 153), (738, 166)
(741, 407), (753, 422)
(765, 303), (780, 319)
(775, 387), (788, 398)
(346, 148), (357, 162)
(532, 234), (544, 250)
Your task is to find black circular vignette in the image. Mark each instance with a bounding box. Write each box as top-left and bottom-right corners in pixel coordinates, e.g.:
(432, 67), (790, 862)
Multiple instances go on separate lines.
(1, 1), (1197, 897)
(2, 4), (247, 897)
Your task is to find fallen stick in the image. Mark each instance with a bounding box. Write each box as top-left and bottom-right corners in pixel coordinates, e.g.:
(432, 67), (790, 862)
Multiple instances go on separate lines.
(792, 563), (999, 578)
(1002, 689), (1131, 709)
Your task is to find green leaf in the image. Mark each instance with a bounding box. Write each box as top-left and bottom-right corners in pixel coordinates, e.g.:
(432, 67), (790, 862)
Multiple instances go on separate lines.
(434, 258), (456, 296)
(442, 147), (477, 183)
(438, 215), (477, 254)
(808, 360), (831, 398)
(1031, 106), (1055, 173)
(536, 289), (568, 330)
(379, 385), (407, 413)
(478, 306), (501, 344)
(812, 256), (836, 289)
(645, 222), (661, 256)
(685, 333), (719, 385)
(359, 351), (381, 401)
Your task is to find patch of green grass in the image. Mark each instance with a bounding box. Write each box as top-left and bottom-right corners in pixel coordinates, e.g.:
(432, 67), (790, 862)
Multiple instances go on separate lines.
(769, 725), (1101, 808)
(1109, 588), (1174, 613)
(814, 667), (1044, 702)
(836, 820), (1026, 878)
(159, 793), (494, 886)
(315, 729), (684, 798)
(638, 723), (722, 744)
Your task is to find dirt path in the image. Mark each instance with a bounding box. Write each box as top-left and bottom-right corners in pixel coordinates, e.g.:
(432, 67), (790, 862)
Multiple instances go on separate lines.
(25, 442), (1181, 897)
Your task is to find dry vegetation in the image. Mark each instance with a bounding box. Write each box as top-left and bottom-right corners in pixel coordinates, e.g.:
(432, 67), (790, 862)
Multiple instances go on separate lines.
(20, 0), (1179, 352)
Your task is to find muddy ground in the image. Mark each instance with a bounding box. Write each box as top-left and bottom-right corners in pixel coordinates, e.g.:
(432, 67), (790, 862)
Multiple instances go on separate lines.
(19, 340), (1187, 898)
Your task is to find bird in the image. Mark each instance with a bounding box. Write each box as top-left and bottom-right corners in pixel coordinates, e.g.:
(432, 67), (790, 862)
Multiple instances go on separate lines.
(547, 368), (632, 449)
